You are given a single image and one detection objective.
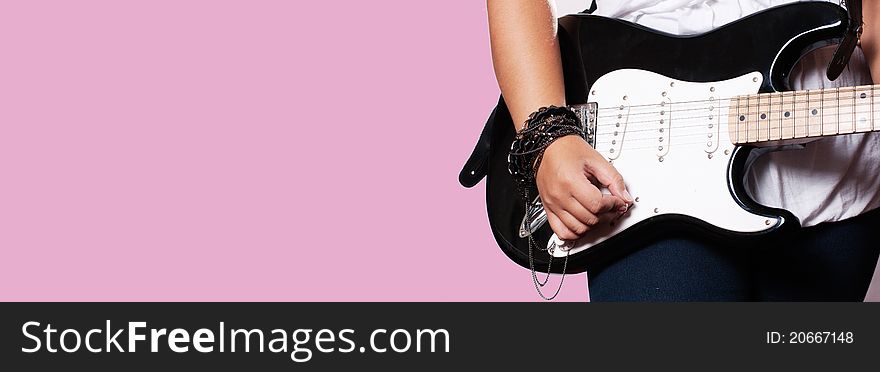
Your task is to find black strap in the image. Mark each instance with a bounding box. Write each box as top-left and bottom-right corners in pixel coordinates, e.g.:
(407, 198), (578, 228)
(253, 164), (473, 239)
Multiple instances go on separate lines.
(827, 0), (863, 80)
(585, 0), (598, 14)
(459, 96), (502, 188)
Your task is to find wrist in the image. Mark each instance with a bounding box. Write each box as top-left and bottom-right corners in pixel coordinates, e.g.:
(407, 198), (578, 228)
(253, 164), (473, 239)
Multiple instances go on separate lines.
(508, 106), (584, 198)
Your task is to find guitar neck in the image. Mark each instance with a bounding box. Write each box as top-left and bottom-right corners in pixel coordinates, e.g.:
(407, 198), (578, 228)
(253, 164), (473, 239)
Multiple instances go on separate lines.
(727, 85), (879, 144)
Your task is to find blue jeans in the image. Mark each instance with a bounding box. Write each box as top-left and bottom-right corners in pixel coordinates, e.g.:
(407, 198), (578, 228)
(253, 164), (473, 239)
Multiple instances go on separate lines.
(587, 208), (880, 301)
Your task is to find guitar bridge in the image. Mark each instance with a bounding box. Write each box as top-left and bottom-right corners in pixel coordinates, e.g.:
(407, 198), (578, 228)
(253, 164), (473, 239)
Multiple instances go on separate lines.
(519, 196), (548, 238)
(570, 102), (598, 147)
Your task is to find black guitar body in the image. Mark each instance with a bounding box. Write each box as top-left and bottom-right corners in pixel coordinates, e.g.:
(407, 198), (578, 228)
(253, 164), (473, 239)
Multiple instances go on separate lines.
(470, 2), (850, 274)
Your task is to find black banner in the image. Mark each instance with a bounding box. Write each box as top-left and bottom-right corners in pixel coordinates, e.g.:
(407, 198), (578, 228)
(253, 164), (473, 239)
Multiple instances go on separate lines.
(1, 303), (877, 369)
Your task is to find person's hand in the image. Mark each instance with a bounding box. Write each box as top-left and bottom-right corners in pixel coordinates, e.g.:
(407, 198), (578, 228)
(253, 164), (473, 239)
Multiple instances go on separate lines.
(536, 135), (633, 240)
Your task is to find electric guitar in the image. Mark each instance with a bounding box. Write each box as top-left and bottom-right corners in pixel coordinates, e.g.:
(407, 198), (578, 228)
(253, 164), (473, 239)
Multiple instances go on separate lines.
(459, 2), (876, 273)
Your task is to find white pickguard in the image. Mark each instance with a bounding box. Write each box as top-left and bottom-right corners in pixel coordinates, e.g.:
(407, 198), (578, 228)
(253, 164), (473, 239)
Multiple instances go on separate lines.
(550, 69), (783, 257)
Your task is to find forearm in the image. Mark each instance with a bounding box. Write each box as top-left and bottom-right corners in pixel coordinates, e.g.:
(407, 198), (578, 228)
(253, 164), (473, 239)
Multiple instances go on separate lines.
(860, 1), (880, 83)
(487, 0), (566, 129)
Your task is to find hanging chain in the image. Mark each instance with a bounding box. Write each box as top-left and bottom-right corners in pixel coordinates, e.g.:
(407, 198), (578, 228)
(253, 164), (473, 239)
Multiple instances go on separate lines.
(523, 188), (568, 301)
(508, 106), (582, 301)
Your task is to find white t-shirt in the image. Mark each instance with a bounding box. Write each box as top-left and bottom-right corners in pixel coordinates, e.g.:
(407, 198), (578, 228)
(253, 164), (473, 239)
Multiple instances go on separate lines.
(555, 0), (880, 301)
(556, 0), (880, 226)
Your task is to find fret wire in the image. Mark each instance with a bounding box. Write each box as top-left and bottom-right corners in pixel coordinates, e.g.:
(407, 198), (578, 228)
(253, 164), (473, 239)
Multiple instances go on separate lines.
(792, 91), (797, 139)
(607, 115), (879, 146)
(589, 83), (880, 114)
(589, 84), (880, 120)
(850, 86), (857, 133)
(593, 100), (877, 126)
(616, 115), (868, 144)
(805, 90), (811, 138)
(598, 105), (880, 128)
(735, 96), (740, 144)
(793, 91), (797, 139)
(750, 93), (757, 142)
(723, 86), (880, 144)
(820, 89), (824, 136)
(591, 84), (880, 145)
(593, 95), (880, 121)
(775, 92), (782, 140)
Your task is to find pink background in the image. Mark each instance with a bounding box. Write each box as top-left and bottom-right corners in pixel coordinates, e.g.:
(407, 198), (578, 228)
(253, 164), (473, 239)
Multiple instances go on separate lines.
(2, 1), (876, 302)
(0, 1), (588, 301)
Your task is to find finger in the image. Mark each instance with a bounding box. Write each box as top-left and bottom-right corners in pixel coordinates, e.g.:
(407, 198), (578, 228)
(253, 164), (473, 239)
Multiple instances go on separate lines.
(555, 209), (590, 237)
(570, 178), (629, 214)
(585, 155), (633, 204)
(597, 194), (629, 214)
(562, 194), (601, 226)
(546, 210), (579, 241)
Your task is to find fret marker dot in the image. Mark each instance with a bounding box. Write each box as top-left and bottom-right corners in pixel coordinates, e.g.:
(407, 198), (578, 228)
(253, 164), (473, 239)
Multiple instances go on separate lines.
(811, 109), (818, 115)
(739, 115), (746, 121)
(861, 93), (867, 99)
(760, 113), (767, 120)
(784, 111), (790, 118)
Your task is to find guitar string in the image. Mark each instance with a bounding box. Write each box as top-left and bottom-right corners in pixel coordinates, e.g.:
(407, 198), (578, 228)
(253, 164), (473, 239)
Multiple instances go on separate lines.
(592, 127), (873, 151)
(587, 85), (878, 115)
(592, 93), (872, 118)
(594, 107), (875, 129)
(592, 96), (875, 123)
(587, 93), (877, 143)
(588, 115), (877, 152)
(591, 114), (876, 139)
(593, 103), (871, 124)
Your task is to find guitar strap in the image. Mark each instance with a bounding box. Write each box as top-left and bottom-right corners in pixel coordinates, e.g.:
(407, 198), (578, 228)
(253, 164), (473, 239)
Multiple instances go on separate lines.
(585, 0), (597, 14)
(827, 0), (863, 80)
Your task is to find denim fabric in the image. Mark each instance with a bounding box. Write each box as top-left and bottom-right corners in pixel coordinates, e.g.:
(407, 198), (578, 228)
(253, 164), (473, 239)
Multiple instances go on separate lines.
(587, 209), (880, 301)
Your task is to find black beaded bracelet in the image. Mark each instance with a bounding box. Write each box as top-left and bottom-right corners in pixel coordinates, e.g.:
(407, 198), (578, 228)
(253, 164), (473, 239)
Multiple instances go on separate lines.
(507, 106), (584, 199)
